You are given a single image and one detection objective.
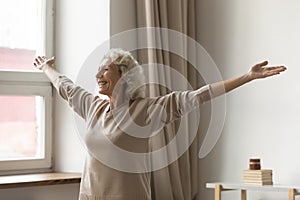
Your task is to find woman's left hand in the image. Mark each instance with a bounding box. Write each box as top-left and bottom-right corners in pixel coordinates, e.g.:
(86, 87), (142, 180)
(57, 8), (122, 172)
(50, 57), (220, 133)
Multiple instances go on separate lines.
(248, 60), (287, 80)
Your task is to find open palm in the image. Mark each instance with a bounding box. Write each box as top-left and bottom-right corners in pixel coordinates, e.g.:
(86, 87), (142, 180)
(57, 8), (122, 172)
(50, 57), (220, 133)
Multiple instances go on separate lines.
(248, 61), (286, 80)
(34, 56), (55, 70)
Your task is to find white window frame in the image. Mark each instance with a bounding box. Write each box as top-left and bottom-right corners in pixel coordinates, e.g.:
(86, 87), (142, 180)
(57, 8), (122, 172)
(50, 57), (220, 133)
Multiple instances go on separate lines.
(0, 0), (54, 175)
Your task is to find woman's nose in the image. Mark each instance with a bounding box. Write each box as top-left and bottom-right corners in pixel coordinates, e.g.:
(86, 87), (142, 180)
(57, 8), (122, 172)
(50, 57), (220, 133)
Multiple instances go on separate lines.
(96, 70), (103, 78)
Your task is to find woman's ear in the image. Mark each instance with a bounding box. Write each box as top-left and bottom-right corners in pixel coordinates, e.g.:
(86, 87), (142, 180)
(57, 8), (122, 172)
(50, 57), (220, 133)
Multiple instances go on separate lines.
(121, 79), (128, 96)
(119, 77), (126, 84)
(120, 78), (128, 92)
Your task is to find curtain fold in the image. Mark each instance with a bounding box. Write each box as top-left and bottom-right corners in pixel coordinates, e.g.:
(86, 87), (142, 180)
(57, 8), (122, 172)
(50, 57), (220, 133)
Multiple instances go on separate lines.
(135, 1), (203, 199)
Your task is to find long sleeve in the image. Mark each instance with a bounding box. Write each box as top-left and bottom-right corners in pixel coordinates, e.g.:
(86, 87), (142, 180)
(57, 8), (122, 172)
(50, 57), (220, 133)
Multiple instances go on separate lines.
(147, 84), (211, 124)
(53, 75), (97, 120)
(177, 84), (211, 114)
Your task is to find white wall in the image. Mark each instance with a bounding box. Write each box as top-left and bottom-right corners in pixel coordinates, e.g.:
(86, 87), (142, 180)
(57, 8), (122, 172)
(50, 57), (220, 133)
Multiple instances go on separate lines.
(197, 0), (300, 199)
(54, 0), (109, 172)
(0, 0), (109, 199)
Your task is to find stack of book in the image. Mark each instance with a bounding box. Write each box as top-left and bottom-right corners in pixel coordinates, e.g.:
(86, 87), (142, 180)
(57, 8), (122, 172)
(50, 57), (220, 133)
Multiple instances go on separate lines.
(243, 169), (273, 186)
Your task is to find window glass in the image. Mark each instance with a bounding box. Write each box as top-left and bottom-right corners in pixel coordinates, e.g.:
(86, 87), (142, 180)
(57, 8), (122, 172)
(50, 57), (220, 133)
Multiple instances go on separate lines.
(0, 0), (53, 173)
(0, 0), (39, 70)
(0, 95), (43, 161)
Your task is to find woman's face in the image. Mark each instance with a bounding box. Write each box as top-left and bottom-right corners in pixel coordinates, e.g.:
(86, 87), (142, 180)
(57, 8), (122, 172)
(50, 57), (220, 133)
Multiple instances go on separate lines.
(96, 59), (122, 97)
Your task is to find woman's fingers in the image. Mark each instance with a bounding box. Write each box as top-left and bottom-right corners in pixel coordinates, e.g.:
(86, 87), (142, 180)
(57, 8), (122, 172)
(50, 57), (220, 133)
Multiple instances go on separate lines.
(266, 66), (281, 70)
(267, 66), (286, 73)
(34, 56), (54, 70)
(264, 66), (286, 77)
(256, 60), (268, 68)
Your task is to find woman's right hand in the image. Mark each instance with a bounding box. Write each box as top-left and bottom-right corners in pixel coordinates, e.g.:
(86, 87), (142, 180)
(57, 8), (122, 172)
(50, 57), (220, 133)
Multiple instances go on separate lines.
(34, 56), (55, 70)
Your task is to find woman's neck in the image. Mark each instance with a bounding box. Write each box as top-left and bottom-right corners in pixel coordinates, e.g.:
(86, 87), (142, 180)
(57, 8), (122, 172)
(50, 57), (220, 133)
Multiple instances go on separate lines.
(108, 93), (128, 111)
(108, 83), (129, 111)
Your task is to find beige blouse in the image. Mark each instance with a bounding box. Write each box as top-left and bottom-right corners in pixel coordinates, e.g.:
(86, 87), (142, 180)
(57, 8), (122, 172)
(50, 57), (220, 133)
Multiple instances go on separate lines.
(54, 76), (210, 200)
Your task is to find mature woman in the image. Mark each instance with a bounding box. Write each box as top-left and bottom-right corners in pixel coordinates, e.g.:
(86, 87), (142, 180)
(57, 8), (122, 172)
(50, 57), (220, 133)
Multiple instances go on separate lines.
(34, 48), (286, 200)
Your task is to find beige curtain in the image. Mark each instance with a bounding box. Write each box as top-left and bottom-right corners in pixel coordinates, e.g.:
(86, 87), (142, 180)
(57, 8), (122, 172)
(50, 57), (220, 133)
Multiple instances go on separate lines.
(134, 1), (205, 199)
(110, 0), (210, 199)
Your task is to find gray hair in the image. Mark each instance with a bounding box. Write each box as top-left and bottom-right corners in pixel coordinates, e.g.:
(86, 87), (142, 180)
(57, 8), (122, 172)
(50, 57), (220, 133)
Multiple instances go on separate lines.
(101, 48), (146, 99)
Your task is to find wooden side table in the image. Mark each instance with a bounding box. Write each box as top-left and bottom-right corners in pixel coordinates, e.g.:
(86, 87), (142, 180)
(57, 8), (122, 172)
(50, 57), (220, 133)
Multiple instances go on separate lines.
(206, 183), (300, 200)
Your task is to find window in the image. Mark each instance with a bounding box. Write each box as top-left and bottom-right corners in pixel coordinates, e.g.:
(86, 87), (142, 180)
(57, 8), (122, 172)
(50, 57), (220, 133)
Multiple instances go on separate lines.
(0, 0), (54, 174)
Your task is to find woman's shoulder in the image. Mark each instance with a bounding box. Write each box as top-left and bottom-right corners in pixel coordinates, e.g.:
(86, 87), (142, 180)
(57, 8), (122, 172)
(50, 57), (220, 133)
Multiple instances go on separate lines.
(92, 96), (109, 107)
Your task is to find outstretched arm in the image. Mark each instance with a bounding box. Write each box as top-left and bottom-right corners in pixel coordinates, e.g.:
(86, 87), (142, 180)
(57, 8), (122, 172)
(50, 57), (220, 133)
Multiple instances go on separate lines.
(34, 56), (62, 83)
(209, 61), (287, 98)
(33, 56), (96, 119)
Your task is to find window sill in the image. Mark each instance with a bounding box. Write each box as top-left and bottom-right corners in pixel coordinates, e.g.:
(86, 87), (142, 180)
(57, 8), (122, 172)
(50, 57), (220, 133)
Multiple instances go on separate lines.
(0, 172), (81, 189)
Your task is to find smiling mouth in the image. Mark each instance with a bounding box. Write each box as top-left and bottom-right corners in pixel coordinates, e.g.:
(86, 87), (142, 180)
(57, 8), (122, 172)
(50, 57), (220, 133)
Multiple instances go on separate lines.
(98, 81), (108, 87)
